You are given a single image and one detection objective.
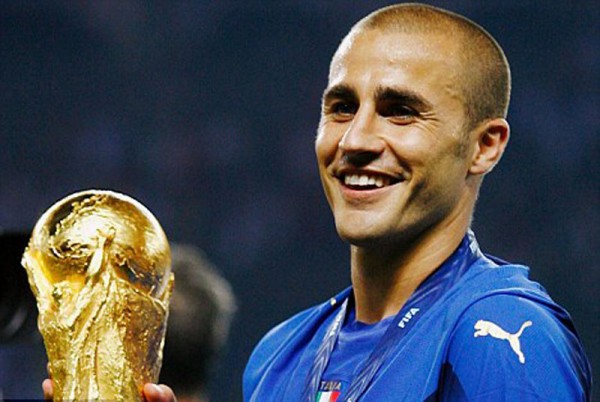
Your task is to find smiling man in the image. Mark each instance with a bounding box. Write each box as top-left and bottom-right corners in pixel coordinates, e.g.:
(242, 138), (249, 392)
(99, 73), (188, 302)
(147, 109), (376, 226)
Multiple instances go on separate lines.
(63, 3), (589, 402)
(242, 3), (592, 401)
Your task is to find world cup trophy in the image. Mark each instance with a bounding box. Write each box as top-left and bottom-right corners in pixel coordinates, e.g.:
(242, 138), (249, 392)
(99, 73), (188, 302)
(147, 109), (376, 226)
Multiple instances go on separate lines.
(21, 190), (174, 401)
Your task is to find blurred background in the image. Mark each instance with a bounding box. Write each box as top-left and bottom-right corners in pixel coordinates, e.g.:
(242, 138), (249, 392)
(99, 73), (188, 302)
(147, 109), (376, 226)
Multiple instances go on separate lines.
(0, 1), (598, 400)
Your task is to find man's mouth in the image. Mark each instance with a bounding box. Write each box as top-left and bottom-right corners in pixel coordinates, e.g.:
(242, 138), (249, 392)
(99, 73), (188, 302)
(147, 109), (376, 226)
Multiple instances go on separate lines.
(339, 173), (402, 191)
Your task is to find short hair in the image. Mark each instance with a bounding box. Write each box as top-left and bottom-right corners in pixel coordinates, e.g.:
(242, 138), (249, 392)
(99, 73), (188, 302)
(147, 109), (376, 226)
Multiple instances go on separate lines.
(342, 3), (511, 130)
(160, 244), (236, 398)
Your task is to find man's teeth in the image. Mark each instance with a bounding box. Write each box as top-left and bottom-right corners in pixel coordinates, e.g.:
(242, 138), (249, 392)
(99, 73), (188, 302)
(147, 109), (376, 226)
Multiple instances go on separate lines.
(344, 174), (390, 188)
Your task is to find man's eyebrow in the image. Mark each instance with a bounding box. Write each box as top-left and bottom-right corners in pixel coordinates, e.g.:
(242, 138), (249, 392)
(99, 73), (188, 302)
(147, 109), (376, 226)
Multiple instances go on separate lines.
(374, 86), (432, 110)
(322, 84), (358, 104)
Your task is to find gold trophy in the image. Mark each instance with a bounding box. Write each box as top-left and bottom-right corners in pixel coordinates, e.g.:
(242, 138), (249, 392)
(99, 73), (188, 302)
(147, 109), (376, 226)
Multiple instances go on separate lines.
(21, 190), (174, 401)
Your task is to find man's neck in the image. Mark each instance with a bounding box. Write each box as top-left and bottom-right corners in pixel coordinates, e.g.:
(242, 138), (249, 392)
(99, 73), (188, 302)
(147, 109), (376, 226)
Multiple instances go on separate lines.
(350, 215), (470, 324)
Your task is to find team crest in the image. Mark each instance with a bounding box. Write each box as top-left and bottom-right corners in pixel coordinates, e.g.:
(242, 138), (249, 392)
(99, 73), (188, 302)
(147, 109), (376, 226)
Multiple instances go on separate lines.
(316, 380), (342, 402)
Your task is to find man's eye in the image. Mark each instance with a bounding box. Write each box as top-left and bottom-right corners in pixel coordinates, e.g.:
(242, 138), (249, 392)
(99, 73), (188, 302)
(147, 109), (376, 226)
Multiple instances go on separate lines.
(380, 104), (418, 122)
(331, 102), (357, 117)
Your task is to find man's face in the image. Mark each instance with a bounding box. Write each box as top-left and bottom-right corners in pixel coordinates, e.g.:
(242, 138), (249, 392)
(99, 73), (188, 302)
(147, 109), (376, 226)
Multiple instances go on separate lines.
(316, 29), (476, 247)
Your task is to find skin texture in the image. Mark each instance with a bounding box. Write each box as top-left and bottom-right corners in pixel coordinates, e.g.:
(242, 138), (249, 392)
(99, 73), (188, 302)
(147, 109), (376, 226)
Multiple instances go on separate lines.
(142, 383), (178, 402)
(316, 28), (509, 323)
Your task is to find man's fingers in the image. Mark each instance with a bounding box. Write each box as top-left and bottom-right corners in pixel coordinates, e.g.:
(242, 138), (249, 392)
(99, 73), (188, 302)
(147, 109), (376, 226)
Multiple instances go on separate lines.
(143, 383), (177, 402)
(42, 378), (53, 401)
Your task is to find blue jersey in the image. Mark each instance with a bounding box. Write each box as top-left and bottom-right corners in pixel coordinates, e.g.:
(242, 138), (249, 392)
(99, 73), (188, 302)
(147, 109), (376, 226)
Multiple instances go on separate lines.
(243, 233), (592, 401)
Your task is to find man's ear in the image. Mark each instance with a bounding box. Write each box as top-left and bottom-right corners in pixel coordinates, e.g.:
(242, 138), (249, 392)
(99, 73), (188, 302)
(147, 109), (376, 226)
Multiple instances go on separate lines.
(469, 118), (510, 176)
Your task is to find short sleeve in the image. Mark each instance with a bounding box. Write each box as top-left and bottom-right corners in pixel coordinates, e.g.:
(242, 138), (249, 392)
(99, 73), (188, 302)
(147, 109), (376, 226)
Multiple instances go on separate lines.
(440, 294), (591, 401)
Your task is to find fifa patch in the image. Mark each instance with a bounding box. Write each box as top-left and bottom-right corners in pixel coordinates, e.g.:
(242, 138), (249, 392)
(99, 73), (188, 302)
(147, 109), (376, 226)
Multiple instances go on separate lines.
(316, 380), (342, 402)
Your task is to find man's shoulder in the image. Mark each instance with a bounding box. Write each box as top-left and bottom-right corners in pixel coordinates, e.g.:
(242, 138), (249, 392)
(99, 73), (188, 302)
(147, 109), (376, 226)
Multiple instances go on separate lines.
(254, 302), (325, 353)
(442, 288), (592, 400)
(243, 287), (351, 390)
(451, 291), (579, 349)
(255, 287), (351, 351)
(451, 255), (549, 305)
(413, 252), (592, 400)
(447, 256), (584, 354)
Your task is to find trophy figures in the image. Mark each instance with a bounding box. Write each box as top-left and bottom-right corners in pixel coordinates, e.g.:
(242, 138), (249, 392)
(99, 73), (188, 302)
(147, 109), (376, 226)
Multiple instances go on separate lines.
(21, 190), (174, 401)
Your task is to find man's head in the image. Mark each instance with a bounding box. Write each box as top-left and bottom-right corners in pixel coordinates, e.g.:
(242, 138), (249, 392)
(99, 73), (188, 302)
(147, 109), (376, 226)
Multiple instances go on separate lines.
(316, 3), (510, 247)
(160, 244), (236, 402)
(339, 3), (511, 132)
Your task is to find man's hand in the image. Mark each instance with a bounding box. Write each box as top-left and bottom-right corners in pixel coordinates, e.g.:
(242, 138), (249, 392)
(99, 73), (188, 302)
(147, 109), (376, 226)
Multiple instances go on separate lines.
(41, 379), (177, 402)
(42, 379), (53, 401)
(143, 383), (177, 402)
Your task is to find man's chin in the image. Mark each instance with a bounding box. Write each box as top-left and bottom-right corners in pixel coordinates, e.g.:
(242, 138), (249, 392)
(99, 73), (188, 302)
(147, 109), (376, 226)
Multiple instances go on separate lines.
(336, 227), (387, 248)
(335, 223), (421, 251)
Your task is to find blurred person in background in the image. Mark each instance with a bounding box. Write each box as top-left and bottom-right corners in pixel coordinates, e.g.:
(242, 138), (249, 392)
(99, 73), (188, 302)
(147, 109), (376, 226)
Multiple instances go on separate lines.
(160, 243), (236, 402)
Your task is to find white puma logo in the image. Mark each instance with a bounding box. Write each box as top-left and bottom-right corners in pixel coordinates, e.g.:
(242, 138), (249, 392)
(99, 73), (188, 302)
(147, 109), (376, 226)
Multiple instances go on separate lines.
(474, 319), (532, 364)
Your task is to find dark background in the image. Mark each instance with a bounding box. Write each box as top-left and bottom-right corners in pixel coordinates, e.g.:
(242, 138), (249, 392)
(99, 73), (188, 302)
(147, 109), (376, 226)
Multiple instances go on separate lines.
(0, 1), (598, 400)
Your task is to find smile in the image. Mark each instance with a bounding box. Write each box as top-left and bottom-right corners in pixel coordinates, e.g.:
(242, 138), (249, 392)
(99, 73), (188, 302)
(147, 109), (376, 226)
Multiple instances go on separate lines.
(340, 172), (402, 190)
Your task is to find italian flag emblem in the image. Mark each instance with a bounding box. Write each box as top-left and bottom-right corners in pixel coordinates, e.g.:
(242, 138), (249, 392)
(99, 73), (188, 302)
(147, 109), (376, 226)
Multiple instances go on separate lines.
(316, 381), (342, 402)
(316, 390), (341, 401)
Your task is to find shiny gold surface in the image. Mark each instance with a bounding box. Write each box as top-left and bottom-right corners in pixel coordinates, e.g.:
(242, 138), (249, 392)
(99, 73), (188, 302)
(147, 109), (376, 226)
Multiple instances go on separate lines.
(22, 190), (174, 401)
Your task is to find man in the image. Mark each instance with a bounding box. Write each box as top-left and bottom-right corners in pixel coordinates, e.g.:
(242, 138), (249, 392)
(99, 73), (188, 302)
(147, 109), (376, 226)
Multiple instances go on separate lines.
(242, 3), (592, 401)
(43, 3), (592, 401)
(160, 244), (236, 402)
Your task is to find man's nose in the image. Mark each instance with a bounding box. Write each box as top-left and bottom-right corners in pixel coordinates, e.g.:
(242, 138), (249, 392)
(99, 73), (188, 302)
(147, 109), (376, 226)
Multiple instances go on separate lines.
(338, 107), (384, 165)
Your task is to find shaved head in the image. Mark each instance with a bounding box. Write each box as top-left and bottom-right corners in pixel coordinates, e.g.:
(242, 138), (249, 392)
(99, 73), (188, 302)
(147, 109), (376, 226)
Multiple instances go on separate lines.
(335, 3), (511, 131)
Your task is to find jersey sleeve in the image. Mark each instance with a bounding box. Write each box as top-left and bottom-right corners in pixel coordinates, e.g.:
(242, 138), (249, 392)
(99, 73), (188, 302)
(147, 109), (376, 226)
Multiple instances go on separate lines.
(440, 294), (591, 401)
